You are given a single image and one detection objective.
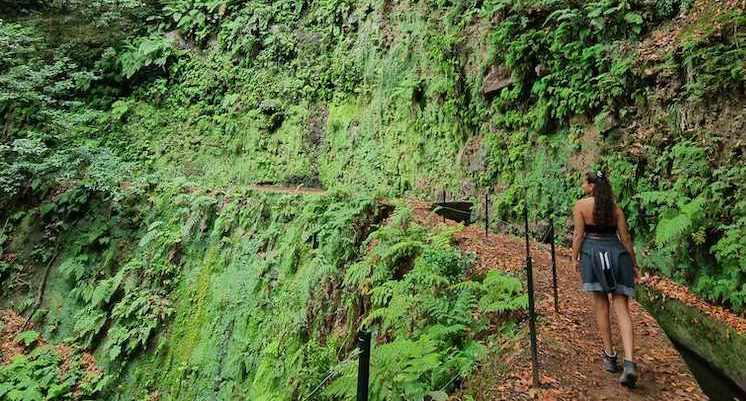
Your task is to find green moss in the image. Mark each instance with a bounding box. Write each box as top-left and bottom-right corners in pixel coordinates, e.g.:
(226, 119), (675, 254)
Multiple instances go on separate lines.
(80, 192), (377, 399)
(8, 212), (42, 260)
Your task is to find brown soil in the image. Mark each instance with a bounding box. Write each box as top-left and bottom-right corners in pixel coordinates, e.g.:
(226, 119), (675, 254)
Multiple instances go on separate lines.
(409, 200), (708, 401)
(636, 0), (746, 65)
(0, 309), (27, 364)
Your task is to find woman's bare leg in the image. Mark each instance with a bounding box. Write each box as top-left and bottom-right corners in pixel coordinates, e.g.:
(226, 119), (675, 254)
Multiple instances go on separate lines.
(592, 293), (614, 354)
(612, 294), (634, 361)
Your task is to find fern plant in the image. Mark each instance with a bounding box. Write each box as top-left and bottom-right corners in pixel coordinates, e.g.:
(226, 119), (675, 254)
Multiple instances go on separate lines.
(653, 194), (707, 247)
(334, 205), (526, 400)
(118, 34), (178, 79)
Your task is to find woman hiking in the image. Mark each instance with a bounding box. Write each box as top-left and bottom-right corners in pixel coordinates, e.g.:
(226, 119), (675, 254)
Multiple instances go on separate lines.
(572, 170), (640, 388)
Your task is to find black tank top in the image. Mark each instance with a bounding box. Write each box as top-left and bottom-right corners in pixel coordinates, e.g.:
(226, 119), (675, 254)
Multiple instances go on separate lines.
(586, 223), (617, 235)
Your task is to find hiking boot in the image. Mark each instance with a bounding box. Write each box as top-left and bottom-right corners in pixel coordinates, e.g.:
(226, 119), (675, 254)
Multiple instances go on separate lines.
(602, 351), (620, 373)
(619, 360), (638, 388)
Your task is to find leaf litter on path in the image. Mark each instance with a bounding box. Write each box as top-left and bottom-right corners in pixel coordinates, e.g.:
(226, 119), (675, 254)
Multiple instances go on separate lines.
(408, 200), (708, 400)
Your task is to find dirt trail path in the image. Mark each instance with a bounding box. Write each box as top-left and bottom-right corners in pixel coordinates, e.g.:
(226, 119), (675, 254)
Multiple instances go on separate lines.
(409, 201), (708, 401)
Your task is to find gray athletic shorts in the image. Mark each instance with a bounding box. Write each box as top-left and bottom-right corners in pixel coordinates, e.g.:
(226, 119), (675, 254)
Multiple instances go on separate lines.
(580, 234), (635, 298)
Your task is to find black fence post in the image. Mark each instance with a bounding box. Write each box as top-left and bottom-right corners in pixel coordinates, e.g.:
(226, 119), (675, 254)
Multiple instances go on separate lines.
(549, 215), (559, 313)
(356, 330), (371, 401)
(441, 190), (446, 223)
(484, 191), (489, 237)
(523, 205), (540, 387)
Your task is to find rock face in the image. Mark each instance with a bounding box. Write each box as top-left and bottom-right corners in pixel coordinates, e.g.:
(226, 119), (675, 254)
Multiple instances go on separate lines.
(481, 65), (513, 96)
(568, 114), (602, 172)
(595, 111), (619, 134)
(306, 106), (328, 148)
(165, 30), (190, 49)
(458, 135), (487, 174)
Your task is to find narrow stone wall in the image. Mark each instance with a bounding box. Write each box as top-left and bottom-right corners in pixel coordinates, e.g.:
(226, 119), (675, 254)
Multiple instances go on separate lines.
(637, 285), (746, 392)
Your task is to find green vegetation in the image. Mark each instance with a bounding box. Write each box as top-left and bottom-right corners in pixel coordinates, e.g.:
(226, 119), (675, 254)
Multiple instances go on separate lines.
(1, 0), (744, 398)
(0, 341), (105, 401)
(2, 182), (526, 399)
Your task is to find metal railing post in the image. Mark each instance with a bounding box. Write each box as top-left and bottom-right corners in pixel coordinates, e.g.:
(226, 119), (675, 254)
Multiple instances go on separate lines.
(441, 190), (446, 223)
(549, 215), (559, 313)
(524, 205), (540, 387)
(485, 191), (489, 237)
(356, 330), (371, 401)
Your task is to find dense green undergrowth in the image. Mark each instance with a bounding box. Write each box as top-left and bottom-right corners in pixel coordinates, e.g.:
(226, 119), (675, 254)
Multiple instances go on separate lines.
(1, 0), (745, 398)
(1, 180), (526, 400)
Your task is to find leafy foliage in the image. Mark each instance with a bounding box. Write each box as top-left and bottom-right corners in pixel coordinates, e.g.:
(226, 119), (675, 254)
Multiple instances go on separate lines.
(118, 34), (179, 79)
(486, 0), (644, 132)
(1, 0), (745, 399)
(333, 207), (525, 400)
(0, 344), (105, 400)
(615, 138), (746, 310)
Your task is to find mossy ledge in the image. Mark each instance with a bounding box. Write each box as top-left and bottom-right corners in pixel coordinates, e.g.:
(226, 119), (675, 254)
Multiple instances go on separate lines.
(637, 284), (746, 391)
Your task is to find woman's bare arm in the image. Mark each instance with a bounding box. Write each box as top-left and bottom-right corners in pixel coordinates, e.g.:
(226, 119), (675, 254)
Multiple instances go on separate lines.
(616, 207), (639, 271)
(572, 202), (585, 268)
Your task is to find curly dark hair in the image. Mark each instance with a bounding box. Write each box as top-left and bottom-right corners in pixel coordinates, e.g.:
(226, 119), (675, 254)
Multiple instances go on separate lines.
(586, 171), (616, 226)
